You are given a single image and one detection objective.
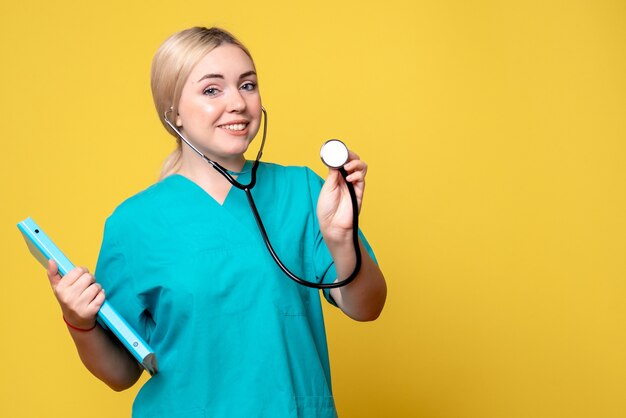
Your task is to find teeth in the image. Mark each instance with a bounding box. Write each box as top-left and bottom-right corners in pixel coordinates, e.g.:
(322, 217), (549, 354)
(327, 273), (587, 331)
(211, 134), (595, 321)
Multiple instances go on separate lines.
(221, 123), (246, 131)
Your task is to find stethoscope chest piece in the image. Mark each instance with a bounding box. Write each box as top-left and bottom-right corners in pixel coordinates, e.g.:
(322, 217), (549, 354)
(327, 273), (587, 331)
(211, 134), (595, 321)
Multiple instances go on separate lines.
(320, 139), (349, 168)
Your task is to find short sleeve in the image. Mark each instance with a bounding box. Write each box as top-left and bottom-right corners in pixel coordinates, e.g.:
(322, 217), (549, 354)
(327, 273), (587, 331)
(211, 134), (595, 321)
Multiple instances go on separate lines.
(304, 168), (379, 307)
(95, 216), (151, 342)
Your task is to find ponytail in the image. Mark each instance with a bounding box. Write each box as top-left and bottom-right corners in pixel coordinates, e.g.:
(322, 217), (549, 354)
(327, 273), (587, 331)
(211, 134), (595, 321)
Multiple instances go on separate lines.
(159, 144), (182, 179)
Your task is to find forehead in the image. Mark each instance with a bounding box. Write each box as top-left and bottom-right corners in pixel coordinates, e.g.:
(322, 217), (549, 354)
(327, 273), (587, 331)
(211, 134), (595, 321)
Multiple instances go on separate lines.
(188, 44), (255, 81)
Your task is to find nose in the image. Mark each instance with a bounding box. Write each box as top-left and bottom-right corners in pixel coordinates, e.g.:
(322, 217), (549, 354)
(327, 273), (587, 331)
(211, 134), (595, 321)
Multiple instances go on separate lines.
(227, 89), (246, 113)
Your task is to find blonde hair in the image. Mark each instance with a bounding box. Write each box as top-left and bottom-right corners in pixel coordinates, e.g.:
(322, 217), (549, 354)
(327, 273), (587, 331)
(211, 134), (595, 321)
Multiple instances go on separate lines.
(150, 27), (254, 178)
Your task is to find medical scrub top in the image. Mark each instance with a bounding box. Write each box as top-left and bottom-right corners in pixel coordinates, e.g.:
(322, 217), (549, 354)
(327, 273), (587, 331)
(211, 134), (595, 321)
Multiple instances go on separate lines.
(95, 161), (376, 418)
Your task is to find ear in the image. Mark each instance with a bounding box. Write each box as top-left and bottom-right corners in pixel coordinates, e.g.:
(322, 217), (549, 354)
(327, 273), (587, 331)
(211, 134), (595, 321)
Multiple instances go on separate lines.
(176, 114), (182, 127)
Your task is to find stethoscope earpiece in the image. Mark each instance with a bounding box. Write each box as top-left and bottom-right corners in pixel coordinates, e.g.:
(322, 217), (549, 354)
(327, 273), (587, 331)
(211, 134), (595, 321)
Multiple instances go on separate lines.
(320, 139), (349, 168)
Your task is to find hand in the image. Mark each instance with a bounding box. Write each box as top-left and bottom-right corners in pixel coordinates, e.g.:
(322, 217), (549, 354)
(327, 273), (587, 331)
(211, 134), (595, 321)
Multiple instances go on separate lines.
(317, 150), (367, 244)
(47, 260), (105, 330)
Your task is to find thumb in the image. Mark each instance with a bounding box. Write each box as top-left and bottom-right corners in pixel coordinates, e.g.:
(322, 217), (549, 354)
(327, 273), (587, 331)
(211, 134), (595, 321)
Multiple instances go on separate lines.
(324, 168), (342, 189)
(47, 259), (62, 288)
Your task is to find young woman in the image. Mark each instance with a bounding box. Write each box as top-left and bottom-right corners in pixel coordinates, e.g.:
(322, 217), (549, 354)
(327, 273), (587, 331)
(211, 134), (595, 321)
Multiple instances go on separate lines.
(47, 26), (386, 417)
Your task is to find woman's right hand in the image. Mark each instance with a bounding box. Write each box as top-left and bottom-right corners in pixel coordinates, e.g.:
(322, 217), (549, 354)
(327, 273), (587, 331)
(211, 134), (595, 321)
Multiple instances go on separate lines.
(47, 260), (106, 330)
(46, 260), (141, 390)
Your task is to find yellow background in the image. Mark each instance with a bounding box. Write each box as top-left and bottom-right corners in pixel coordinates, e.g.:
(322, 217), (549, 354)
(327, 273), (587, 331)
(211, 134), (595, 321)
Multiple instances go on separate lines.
(1, 0), (625, 417)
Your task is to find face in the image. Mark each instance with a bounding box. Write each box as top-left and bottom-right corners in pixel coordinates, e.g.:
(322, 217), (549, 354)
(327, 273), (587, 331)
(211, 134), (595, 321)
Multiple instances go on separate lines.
(176, 44), (262, 163)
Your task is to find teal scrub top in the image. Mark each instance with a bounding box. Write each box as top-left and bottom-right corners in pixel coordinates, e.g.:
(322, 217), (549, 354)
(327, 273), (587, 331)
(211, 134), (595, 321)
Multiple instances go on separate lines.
(96, 161), (376, 418)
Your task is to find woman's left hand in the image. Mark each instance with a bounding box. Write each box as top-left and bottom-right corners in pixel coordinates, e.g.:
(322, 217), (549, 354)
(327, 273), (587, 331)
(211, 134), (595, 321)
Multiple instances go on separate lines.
(317, 150), (367, 244)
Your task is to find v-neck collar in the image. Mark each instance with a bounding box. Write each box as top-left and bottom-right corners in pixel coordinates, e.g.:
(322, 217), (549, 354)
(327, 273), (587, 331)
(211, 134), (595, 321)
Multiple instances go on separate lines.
(165, 160), (261, 236)
(168, 160), (254, 207)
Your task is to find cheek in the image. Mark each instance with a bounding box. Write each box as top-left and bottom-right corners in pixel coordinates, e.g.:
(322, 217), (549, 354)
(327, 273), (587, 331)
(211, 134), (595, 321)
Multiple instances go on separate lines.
(251, 96), (262, 112)
(249, 98), (263, 122)
(250, 105), (264, 133)
(180, 101), (220, 127)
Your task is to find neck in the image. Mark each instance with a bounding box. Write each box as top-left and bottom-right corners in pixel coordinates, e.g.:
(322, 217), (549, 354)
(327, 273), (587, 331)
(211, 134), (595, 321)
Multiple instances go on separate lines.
(177, 146), (246, 191)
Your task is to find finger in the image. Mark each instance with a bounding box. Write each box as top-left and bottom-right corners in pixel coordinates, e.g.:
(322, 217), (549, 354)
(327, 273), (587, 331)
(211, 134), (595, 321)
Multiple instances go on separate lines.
(79, 282), (102, 306)
(67, 272), (97, 301)
(58, 266), (89, 289)
(75, 271), (96, 289)
(344, 162), (368, 178)
(87, 288), (106, 312)
(343, 159), (368, 183)
(55, 269), (93, 302)
(47, 260), (62, 288)
(346, 149), (361, 162)
(345, 169), (366, 184)
(343, 157), (367, 173)
(324, 167), (342, 188)
(64, 282), (101, 319)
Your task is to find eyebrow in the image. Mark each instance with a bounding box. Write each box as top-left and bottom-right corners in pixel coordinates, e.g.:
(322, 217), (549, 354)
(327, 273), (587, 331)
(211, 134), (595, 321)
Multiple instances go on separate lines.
(196, 70), (257, 83)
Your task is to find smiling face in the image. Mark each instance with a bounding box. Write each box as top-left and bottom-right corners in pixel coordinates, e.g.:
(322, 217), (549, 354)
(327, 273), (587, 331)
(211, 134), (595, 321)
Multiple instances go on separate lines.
(175, 44), (262, 164)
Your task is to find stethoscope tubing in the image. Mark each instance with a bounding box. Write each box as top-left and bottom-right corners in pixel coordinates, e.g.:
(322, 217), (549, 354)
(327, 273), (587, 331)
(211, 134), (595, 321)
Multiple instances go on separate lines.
(244, 167), (362, 289)
(163, 107), (361, 289)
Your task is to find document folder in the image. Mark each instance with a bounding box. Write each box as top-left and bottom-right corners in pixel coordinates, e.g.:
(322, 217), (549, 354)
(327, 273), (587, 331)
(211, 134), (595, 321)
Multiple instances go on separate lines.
(17, 217), (158, 376)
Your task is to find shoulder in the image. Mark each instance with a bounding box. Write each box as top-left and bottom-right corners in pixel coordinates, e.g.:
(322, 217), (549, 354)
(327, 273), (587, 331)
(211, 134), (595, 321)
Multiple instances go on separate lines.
(104, 176), (183, 231)
(255, 162), (326, 212)
(257, 161), (324, 188)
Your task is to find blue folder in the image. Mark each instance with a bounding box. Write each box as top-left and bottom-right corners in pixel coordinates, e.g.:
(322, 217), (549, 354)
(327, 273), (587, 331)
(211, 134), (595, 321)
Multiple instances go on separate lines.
(17, 217), (158, 376)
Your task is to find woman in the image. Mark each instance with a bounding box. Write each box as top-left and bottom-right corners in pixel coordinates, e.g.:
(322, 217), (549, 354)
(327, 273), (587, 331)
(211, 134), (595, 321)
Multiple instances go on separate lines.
(47, 26), (386, 417)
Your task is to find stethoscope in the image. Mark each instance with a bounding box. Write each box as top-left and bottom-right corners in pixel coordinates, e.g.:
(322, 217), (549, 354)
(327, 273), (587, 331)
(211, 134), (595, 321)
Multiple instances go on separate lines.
(164, 107), (361, 289)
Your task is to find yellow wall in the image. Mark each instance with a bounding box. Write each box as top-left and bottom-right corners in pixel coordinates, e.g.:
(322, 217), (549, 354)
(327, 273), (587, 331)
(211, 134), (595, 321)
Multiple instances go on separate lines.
(1, 1), (625, 417)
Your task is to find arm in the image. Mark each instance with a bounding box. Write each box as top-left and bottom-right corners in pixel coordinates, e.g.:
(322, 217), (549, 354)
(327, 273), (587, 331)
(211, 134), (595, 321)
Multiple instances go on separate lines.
(47, 260), (142, 391)
(318, 152), (387, 321)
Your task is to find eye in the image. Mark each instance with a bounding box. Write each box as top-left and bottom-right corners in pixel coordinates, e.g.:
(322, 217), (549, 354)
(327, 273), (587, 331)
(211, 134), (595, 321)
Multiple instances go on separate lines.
(203, 87), (220, 96)
(240, 82), (257, 92)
